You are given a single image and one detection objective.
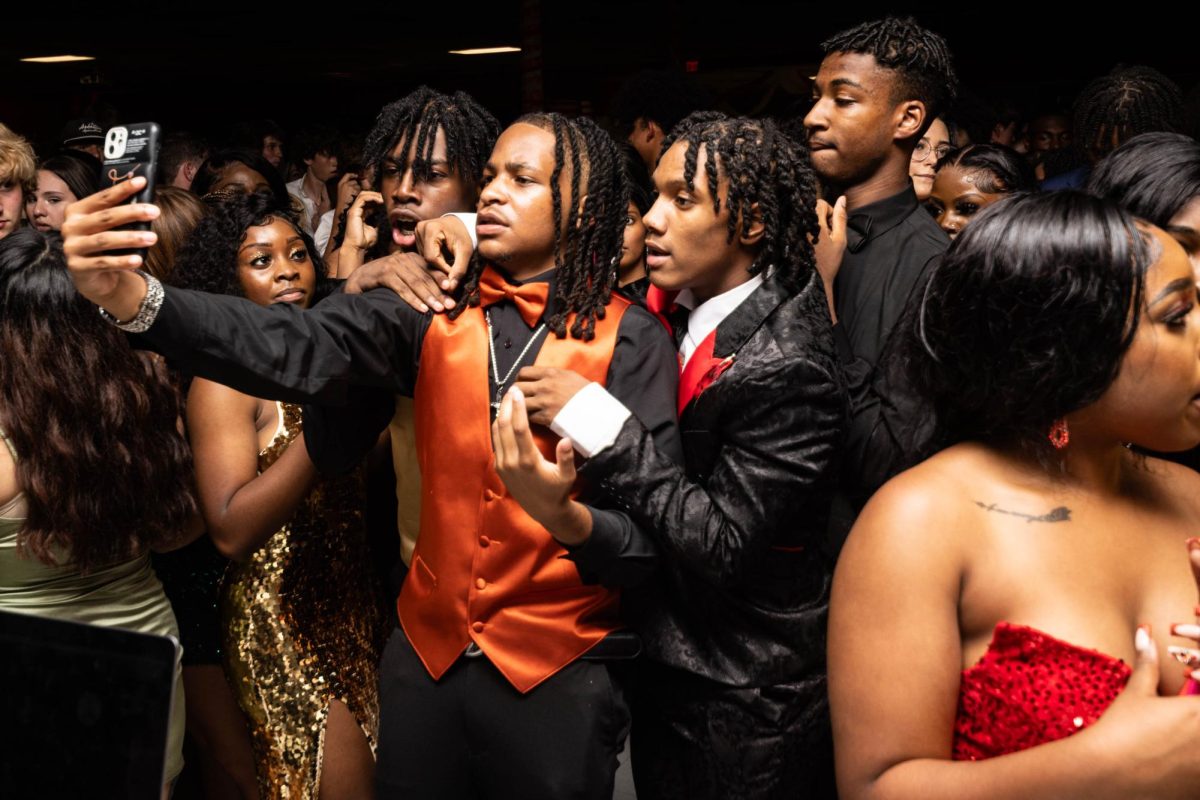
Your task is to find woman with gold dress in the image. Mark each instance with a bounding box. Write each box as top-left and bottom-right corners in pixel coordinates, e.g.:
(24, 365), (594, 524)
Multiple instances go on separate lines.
(174, 191), (388, 800)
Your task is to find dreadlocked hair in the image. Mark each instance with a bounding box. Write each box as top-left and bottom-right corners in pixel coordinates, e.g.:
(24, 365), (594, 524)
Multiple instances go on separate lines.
(1072, 66), (1182, 160)
(450, 113), (630, 341)
(336, 87), (500, 254)
(821, 17), (958, 133)
(660, 111), (820, 293)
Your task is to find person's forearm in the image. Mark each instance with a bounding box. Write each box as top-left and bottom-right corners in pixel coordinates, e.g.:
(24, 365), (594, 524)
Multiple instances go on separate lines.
(206, 434), (318, 561)
(336, 245), (366, 279)
(852, 732), (1135, 800)
(133, 285), (422, 405)
(542, 500), (592, 547)
(584, 359), (843, 586)
(96, 269), (150, 323)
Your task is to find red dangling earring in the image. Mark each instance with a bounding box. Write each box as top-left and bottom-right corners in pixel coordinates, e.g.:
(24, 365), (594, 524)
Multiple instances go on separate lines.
(1048, 418), (1070, 449)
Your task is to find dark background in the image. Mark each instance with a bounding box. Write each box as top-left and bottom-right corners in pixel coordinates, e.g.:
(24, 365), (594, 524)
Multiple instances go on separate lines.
(4, 2), (1197, 154)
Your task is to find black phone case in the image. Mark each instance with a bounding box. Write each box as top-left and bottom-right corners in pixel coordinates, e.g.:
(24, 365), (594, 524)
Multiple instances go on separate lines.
(101, 122), (161, 240)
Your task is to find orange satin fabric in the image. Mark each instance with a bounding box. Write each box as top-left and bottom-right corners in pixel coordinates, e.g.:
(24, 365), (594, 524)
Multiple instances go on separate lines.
(399, 285), (631, 694)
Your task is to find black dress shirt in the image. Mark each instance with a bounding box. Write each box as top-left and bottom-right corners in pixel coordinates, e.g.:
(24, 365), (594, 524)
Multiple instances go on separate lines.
(132, 270), (681, 589)
(829, 185), (948, 544)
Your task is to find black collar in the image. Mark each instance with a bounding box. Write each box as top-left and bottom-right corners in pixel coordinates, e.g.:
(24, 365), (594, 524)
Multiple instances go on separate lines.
(846, 185), (919, 254)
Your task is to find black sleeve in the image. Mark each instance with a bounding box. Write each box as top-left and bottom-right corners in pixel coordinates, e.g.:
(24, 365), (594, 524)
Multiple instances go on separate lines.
(835, 254), (938, 511)
(133, 285), (429, 405)
(301, 387), (398, 475)
(563, 305), (681, 588)
(580, 338), (845, 588)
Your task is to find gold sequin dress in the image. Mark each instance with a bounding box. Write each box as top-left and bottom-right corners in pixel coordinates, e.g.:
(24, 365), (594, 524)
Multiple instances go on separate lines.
(222, 402), (388, 799)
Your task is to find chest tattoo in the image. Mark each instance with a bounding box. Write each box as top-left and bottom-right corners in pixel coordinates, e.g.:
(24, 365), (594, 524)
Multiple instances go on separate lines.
(974, 501), (1072, 523)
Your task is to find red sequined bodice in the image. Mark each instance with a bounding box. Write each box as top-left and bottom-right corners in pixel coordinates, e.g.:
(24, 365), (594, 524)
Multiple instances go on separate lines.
(953, 622), (1131, 761)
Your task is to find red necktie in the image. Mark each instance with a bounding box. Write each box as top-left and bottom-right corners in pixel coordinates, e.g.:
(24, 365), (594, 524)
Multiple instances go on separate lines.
(478, 266), (550, 328)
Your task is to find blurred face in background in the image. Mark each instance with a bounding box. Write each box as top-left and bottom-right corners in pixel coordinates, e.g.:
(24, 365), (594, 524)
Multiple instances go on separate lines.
(25, 170), (77, 232)
(909, 118), (951, 201)
(262, 135), (284, 168)
(0, 172), (23, 239)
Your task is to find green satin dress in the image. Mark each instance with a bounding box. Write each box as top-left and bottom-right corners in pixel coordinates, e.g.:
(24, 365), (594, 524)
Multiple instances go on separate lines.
(0, 429), (186, 781)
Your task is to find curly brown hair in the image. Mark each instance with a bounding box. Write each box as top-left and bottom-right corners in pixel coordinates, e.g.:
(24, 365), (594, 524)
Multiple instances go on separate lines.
(0, 229), (196, 572)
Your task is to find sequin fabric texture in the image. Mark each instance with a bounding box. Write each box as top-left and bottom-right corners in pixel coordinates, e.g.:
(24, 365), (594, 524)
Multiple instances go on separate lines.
(222, 403), (389, 798)
(953, 622), (1132, 760)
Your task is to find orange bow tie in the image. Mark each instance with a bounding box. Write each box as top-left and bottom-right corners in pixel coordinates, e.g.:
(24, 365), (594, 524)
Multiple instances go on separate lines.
(478, 267), (550, 328)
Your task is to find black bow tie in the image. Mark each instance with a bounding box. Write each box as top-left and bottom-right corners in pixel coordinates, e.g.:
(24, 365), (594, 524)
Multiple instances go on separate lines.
(846, 214), (873, 254)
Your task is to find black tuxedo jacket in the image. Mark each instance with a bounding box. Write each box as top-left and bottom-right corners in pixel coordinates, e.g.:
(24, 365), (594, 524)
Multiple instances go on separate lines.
(582, 270), (848, 688)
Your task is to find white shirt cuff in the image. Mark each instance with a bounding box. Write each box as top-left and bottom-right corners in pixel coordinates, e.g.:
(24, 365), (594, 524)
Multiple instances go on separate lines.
(550, 382), (631, 458)
(443, 212), (478, 249)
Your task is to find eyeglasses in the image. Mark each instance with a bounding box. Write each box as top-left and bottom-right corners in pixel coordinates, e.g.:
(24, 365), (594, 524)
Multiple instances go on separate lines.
(914, 140), (954, 162)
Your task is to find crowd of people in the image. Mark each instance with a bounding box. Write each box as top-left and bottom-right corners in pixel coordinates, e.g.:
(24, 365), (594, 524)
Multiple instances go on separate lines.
(4, 13), (1200, 800)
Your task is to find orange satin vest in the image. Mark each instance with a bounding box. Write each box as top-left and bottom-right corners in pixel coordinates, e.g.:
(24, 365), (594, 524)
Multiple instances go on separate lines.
(398, 293), (631, 694)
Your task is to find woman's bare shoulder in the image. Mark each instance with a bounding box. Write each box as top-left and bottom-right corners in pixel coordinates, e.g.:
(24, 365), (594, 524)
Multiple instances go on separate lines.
(854, 445), (993, 543)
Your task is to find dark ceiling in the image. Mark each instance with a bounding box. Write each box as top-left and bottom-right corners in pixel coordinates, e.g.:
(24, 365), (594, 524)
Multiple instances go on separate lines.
(3, 2), (1197, 152)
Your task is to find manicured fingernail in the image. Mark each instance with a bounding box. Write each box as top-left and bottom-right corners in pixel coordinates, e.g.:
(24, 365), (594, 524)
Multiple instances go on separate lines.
(1188, 537), (1200, 550)
(510, 386), (524, 401)
(142, 232), (157, 243)
(417, 304), (428, 313)
(1136, 625), (1152, 652)
(1173, 624), (1200, 638)
(428, 298), (443, 311)
(1191, 668), (1200, 682)
(1169, 646), (1200, 665)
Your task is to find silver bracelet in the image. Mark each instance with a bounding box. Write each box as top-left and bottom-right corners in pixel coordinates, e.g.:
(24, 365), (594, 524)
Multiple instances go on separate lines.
(96, 270), (164, 333)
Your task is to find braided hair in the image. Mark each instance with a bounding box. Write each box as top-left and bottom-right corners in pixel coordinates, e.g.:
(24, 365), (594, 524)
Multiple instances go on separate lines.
(1073, 66), (1182, 161)
(362, 86), (498, 192)
(821, 17), (958, 133)
(451, 113), (630, 341)
(660, 111), (821, 292)
(340, 87), (499, 254)
(936, 144), (1037, 195)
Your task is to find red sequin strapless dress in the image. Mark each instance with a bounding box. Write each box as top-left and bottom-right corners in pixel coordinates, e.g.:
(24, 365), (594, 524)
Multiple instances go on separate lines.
(952, 622), (1131, 760)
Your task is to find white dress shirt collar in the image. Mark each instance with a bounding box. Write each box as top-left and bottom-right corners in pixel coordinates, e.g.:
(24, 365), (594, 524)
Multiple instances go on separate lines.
(676, 274), (764, 368)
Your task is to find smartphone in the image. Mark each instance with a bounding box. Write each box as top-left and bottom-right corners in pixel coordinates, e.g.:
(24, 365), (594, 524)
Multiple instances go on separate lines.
(101, 122), (161, 255)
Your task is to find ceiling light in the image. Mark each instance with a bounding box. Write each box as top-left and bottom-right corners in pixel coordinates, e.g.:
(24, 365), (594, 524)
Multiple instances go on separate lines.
(448, 47), (521, 56)
(20, 55), (95, 63)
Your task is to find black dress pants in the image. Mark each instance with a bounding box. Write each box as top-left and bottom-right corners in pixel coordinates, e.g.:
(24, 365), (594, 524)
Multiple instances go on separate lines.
(630, 659), (836, 800)
(375, 626), (631, 799)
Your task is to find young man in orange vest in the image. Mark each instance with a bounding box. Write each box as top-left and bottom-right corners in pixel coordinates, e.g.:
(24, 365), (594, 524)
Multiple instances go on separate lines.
(493, 112), (848, 798)
(64, 113), (680, 799)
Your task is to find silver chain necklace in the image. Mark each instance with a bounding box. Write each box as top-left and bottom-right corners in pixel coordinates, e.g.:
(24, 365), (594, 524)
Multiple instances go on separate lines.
(485, 309), (547, 417)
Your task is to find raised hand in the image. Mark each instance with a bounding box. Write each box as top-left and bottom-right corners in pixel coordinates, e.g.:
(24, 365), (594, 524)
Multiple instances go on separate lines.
(1077, 623), (1200, 797)
(514, 366), (591, 427)
(491, 386), (591, 546)
(61, 176), (159, 320)
(812, 195), (847, 322)
(342, 190), (383, 253)
(413, 215), (474, 293)
(343, 251), (457, 313)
